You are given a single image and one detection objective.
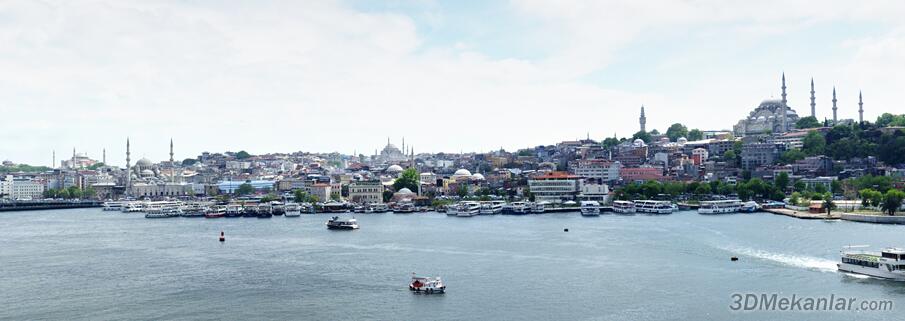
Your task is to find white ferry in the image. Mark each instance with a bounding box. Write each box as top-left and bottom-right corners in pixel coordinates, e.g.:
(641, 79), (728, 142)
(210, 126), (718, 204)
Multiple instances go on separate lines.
(580, 201), (601, 216)
(102, 201), (125, 211)
(740, 201), (760, 213)
(531, 202), (546, 214)
(225, 204), (244, 217)
(446, 203), (459, 216)
(121, 202), (144, 213)
(456, 201), (481, 217)
(284, 202), (301, 217)
(371, 203), (389, 213)
(613, 200), (635, 214)
(479, 201), (505, 215)
(838, 246), (905, 281)
(409, 273), (446, 294)
(698, 199), (743, 214)
(503, 201), (531, 215)
(633, 200), (675, 214)
(326, 216), (359, 230)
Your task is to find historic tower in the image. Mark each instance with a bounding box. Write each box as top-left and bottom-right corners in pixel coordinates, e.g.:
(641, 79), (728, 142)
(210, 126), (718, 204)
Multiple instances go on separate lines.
(169, 138), (174, 164)
(859, 91), (864, 123)
(125, 138), (131, 196)
(780, 73), (788, 132)
(639, 105), (647, 133)
(832, 87), (838, 124)
(809, 78), (816, 118)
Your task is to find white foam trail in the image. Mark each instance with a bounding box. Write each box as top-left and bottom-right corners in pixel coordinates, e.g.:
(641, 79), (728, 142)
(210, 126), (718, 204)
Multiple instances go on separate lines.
(726, 247), (838, 273)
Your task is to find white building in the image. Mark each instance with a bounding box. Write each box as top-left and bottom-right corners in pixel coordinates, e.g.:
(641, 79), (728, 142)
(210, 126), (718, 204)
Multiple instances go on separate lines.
(572, 160), (621, 182)
(348, 180), (383, 204)
(528, 171), (581, 203)
(578, 183), (610, 203)
(1, 176), (45, 200)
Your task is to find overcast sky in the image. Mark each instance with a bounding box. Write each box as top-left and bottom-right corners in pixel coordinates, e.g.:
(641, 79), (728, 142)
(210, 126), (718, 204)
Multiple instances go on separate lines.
(2, 0), (904, 166)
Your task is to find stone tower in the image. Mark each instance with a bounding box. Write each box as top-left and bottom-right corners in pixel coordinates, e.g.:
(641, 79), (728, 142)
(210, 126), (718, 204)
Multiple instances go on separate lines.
(832, 87), (838, 124)
(780, 73), (788, 132)
(810, 78), (816, 118)
(639, 105), (647, 133)
(125, 138), (131, 196)
(858, 91), (864, 123)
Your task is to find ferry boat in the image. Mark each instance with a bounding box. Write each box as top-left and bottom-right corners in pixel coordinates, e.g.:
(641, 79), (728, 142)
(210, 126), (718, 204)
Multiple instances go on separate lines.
(257, 203), (273, 218)
(353, 205), (366, 213)
(580, 201), (601, 216)
(284, 203), (301, 217)
(121, 202), (144, 213)
(446, 204), (459, 216)
(531, 202), (547, 214)
(698, 199), (743, 214)
(613, 200), (636, 214)
(243, 204), (259, 217)
(480, 201), (505, 214)
(271, 202), (285, 216)
(204, 206), (226, 218)
(393, 202), (416, 214)
(224, 204), (243, 217)
(326, 216), (359, 230)
(740, 201), (760, 213)
(502, 202), (530, 215)
(409, 273), (445, 294)
(103, 201), (125, 211)
(456, 201), (481, 217)
(300, 203), (316, 214)
(371, 203), (389, 213)
(323, 202), (347, 213)
(838, 246), (905, 281)
(633, 200), (675, 214)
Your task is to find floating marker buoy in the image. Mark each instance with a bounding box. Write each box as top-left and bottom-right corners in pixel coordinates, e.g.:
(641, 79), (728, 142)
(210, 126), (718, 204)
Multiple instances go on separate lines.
(219, 231), (225, 242)
(564, 228), (569, 232)
(730, 256), (738, 261)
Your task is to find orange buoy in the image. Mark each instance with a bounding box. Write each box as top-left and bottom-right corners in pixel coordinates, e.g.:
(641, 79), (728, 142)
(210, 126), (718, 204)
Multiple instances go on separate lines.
(219, 231), (225, 242)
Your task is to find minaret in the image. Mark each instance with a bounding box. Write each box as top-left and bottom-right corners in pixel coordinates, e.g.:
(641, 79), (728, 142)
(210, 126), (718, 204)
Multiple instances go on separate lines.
(639, 105), (647, 133)
(169, 138), (174, 164)
(402, 137), (405, 152)
(103, 148), (106, 164)
(832, 86), (838, 124)
(780, 73), (788, 132)
(52, 150), (56, 169)
(125, 138), (131, 196)
(72, 148), (76, 169)
(858, 91), (864, 123)
(809, 78), (816, 118)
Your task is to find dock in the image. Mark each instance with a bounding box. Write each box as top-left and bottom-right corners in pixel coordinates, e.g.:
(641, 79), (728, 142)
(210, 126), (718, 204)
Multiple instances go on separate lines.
(762, 207), (840, 220)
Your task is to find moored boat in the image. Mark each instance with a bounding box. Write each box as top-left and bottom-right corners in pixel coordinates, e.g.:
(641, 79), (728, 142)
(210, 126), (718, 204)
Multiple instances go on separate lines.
(456, 201), (480, 217)
(580, 201), (601, 216)
(204, 205), (226, 218)
(633, 200), (674, 214)
(613, 200), (636, 214)
(698, 199), (743, 214)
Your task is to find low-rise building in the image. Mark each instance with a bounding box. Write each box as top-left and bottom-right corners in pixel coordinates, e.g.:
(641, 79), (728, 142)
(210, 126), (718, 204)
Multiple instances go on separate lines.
(528, 171), (580, 203)
(572, 159), (621, 183)
(348, 180), (383, 204)
(620, 166), (664, 183)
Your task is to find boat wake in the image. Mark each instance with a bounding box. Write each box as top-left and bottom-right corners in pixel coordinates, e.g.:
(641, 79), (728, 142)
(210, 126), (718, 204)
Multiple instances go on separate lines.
(724, 247), (837, 273)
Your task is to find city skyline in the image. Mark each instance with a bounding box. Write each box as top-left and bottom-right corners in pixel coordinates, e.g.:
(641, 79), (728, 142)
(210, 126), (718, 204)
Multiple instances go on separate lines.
(2, 1), (905, 165)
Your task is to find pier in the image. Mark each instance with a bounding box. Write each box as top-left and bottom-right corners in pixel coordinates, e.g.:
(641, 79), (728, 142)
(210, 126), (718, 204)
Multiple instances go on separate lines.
(0, 200), (102, 212)
(762, 207), (840, 220)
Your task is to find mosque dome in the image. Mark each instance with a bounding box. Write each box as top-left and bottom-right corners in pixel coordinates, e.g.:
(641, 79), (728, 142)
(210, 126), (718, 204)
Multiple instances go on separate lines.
(453, 169), (472, 177)
(471, 173), (485, 180)
(386, 164), (404, 173)
(397, 188), (414, 194)
(632, 139), (645, 147)
(677, 137), (688, 144)
(140, 169), (154, 177)
(137, 158), (153, 167)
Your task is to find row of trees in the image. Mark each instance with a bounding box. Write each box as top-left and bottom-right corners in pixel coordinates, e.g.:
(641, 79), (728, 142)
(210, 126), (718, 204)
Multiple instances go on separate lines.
(859, 188), (905, 215)
(614, 178), (788, 202)
(800, 123), (905, 166)
(630, 123), (706, 144)
(44, 186), (96, 199)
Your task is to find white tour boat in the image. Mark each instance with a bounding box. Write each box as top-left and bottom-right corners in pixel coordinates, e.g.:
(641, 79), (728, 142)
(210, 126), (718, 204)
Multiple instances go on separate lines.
(613, 200), (636, 214)
(633, 200), (675, 214)
(456, 201), (481, 217)
(326, 216), (359, 230)
(479, 201), (505, 215)
(102, 201), (125, 211)
(698, 199), (743, 214)
(838, 246), (905, 281)
(580, 201), (601, 216)
(409, 273), (446, 294)
(531, 202), (547, 214)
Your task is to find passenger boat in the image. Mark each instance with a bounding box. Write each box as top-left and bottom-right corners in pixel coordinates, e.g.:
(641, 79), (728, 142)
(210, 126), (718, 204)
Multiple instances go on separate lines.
(353, 205), (366, 213)
(326, 216), (359, 230)
(103, 201), (124, 211)
(271, 202), (285, 215)
(409, 273), (445, 294)
(633, 200), (674, 214)
(121, 202), (144, 213)
(446, 203), (459, 216)
(243, 204), (259, 217)
(225, 204), (244, 217)
(739, 201), (760, 213)
(257, 203), (273, 218)
(371, 203), (389, 213)
(323, 202), (347, 213)
(393, 202), (416, 214)
(580, 201), (601, 216)
(284, 203), (301, 217)
(531, 202), (546, 214)
(300, 203), (316, 214)
(456, 201), (480, 217)
(502, 202), (530, 215)
(479, 201), (505, 215)
(838, 246), (905, 281)
(204, 206), (226, 218)
(613, 200), (636, 214)
(698, 199), (743, 214)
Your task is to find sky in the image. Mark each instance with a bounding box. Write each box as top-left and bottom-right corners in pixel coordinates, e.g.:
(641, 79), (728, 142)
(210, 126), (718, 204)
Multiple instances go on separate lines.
(1, 0), (904, 166)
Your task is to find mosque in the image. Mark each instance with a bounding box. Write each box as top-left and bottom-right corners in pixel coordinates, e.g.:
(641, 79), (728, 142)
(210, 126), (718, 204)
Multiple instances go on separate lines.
(733, 74), (800, 137)
(123, 138), (192, 198)
(375, 138), (410, 164)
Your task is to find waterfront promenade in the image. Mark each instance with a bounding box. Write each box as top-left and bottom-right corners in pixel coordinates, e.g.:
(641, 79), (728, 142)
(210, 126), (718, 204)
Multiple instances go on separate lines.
(0, 200), (102, 212)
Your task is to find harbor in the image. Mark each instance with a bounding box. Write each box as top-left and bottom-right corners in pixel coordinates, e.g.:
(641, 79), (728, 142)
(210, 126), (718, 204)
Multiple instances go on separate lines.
(1, 207), (902, 321)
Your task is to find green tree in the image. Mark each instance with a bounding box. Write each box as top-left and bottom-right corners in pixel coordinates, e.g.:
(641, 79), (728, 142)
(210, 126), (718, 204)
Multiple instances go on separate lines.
(382, 190), (393, 202)
(796, 116), (822, 129)
(694, 184), (711, 196)
(859, 189), (883, 208)
(632, 131), (652, 144)
(457, 184), (469, 198)
(823, 194), (837, 216)
(665, 123), (689, 142)
(793, 180), (806, 193)
(814, 183), (827, 194)
(775, 172), (789, 193)
(789, 192), (802, 206)
(802, 131), (826, 156)
(260, 193), (278, 202)
(779, 149), (806, 164)
(181, 158), (198, 166)
(235, 150), (252, 159)
(235, 183), (254, 196)
(881, 189), (905, 215)
(876, 113), (905, 127)
(723, 150), (736, 162)
(687, 129), (704, 141)
(393, 168), (419, 192)
(878, 133), (905, 166)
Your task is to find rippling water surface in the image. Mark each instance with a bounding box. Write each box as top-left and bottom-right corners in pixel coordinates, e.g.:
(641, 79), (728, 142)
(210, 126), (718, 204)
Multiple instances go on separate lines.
(2, 209), (904, 320)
